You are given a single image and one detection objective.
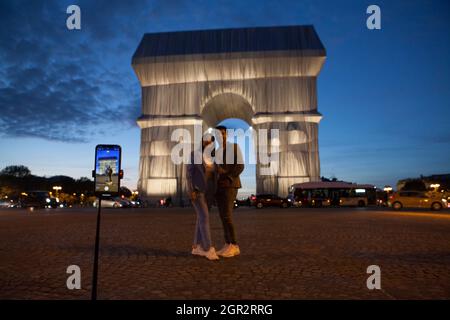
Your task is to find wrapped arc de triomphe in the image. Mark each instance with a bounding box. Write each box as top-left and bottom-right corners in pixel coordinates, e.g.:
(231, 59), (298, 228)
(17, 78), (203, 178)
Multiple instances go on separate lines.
(131, 25), (326, 205)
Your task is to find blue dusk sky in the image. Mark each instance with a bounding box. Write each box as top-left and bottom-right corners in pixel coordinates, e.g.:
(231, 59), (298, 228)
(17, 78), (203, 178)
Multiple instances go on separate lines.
(0, 0), (449, 196)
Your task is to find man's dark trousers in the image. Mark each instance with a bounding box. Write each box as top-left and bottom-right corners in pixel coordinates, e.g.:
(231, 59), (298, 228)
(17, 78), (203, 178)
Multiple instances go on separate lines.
(216, 142), (244, 245)
(216, 187), (238, 244)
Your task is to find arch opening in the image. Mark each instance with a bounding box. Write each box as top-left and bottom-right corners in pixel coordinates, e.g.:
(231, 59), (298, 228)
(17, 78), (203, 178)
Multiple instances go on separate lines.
(216, 118), (257, 199)
(201, 93), (256, 199)
(201, 93), (254, 127)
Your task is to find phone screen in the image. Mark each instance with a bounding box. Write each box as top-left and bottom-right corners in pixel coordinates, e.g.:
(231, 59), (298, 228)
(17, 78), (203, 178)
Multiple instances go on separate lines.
(94, 145), (121, 195)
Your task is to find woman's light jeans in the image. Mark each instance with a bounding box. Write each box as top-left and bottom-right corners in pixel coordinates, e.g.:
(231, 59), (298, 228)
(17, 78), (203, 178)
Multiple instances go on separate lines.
(192, 192), (212, 251)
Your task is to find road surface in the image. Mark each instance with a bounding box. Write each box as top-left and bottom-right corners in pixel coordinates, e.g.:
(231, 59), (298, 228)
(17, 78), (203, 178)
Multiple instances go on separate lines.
(0, 206), (449, 299)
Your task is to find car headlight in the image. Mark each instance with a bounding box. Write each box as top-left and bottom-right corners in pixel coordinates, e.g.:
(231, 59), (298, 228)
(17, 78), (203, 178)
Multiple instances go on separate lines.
(46, 198), (51, 203)
(442, 199), (448, 203)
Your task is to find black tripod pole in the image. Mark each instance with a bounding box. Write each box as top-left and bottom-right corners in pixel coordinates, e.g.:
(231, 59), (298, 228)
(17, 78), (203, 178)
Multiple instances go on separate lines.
(91, 196), (102, 300)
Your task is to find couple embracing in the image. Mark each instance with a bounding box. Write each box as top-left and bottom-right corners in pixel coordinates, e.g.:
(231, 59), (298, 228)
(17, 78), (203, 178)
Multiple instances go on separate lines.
(186, 125), (244, 261)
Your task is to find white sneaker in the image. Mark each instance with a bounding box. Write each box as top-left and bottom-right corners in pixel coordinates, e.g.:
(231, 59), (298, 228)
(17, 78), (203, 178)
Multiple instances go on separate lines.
(218, 244), (240, 258)
(191, 245), (202, 256)
(192, 246), (219, 260)
(216, 244), (231, 256)
(204, 247), (220, 261)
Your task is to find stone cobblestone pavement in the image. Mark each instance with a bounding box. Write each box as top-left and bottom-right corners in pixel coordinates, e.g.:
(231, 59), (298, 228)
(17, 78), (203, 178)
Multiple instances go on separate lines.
(0, 206), (449, 299)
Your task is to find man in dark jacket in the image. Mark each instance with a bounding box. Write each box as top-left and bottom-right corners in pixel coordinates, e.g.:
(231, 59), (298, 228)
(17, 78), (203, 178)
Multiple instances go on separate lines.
(214, 125), (244, 258)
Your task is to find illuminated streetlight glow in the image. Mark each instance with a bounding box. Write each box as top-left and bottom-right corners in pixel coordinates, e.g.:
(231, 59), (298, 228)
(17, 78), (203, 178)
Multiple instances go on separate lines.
(52, 186), (62, 198)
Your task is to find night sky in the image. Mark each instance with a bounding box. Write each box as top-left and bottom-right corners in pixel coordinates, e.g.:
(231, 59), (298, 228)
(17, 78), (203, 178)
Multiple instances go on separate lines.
(0, 0), (449, 195)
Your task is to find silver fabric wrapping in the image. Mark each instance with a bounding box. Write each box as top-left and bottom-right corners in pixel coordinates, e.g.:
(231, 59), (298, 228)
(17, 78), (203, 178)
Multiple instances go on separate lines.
(132, 26), (326, 202)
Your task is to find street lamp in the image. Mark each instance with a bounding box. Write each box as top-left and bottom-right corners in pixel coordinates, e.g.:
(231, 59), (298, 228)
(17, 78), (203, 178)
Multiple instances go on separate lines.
(52, 186), (62, 196)
(430, 184), (440, 193)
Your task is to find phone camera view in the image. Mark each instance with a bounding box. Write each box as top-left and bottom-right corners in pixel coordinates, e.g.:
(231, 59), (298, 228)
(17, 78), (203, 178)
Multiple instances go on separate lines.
(95, 146), (120, 194)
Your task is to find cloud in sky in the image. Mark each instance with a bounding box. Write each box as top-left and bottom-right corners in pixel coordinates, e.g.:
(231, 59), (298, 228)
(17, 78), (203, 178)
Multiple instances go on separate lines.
(0, 0), (312, 143)
(0, 0), (141, 142)
(0, 0), (332, 141)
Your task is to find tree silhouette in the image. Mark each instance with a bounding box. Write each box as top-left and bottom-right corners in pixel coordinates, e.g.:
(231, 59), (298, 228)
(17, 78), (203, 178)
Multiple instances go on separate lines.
(0, 166), (95, 198)
(0, 165), (31, 178)
(402, 179), (426, 191)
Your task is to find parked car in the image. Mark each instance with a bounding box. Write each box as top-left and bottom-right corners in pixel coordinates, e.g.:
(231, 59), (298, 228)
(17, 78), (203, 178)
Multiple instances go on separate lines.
(19, 191), (59, 208)
(118, 197), (133, 208)
(157, 197), (173, 208)
(235, 197), (251, 207)
(0, 200), (12, 208)
(93, 197), (123, 208)
(251, 194), (291, 209)
(1, 200), (19, 208)
(130, 198), (143, 208)
(388, 191), (448, 211)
